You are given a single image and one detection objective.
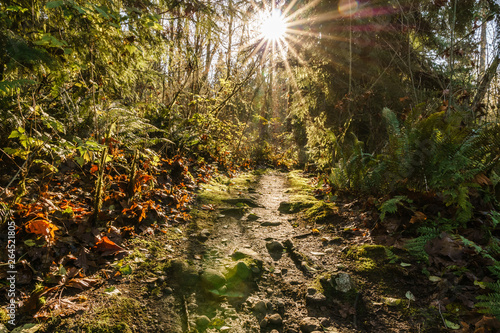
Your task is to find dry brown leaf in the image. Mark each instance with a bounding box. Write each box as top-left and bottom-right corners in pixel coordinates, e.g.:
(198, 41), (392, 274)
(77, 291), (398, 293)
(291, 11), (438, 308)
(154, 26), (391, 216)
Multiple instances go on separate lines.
(65, 277), (99, 289)
(34, 296), (90, 319)
(410, 211), (427, 224)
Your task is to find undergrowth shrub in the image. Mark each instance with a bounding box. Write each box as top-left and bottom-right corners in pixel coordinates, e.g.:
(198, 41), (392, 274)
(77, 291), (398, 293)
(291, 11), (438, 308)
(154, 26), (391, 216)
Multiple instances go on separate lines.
(321, 106), (499, 227)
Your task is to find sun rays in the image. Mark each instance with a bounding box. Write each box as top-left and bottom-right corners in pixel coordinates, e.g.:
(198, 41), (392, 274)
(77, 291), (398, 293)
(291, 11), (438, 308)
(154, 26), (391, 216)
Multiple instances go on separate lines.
(260, 9), (288, 42)
(241, 0), (393, 108)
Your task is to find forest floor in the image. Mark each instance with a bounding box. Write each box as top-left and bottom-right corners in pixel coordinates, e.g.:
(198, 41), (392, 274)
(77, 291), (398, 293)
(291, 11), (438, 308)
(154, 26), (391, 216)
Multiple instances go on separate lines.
(4, 169), (500, 333)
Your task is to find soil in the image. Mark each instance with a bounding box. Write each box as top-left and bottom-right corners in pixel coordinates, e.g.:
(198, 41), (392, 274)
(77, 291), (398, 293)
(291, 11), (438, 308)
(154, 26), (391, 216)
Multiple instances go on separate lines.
(30, 170), (467, 332)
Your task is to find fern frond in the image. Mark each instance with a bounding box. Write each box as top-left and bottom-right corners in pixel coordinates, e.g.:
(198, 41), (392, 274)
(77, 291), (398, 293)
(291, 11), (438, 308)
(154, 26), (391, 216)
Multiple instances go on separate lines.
(384, 247), (399, 264)
(379, 195), (412, 221)
(382, 107), (400, 137)
(405, 227), (440, 262)
(476, 281), (500, 320)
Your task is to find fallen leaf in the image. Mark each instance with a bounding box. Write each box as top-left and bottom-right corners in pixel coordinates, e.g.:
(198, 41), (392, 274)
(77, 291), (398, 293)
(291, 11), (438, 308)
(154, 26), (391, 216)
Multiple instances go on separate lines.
(382, 297), (402, 306)
(405, 291), (415, 301)
(475, 316), (500, 330)
(119, 264), (132, 275)
(65, 277), (99, 289)
(425, 233), (464, 261)
(410, 211), (427, 224)
(34, 296), (89, 319)
(445, 319), (460, 330)
(94, 236), (125, 255)
(104, 286), (122, 296)
(25, 219), (59, 241)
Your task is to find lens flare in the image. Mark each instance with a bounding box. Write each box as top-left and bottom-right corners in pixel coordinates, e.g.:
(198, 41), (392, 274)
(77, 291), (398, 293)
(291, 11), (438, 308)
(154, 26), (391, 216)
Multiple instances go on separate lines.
(261, 9), (287, 41)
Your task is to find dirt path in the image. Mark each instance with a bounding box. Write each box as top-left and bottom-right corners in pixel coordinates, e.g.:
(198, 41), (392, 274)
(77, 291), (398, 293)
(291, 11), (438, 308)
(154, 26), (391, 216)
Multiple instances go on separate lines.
(179, 172), (358, 333)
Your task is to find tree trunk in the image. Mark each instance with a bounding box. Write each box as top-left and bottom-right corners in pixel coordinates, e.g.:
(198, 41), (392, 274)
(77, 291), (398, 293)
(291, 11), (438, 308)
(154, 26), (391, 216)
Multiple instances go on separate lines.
(479, 0), (488, 74)
(472, 54), (500, 113)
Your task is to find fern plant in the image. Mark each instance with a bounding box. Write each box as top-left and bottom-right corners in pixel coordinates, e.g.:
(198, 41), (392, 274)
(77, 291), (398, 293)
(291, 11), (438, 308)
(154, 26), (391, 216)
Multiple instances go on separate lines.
(405, 226), (440, 262)
(476, 280), (500, 320)
(449, 234), (500, 320)
(379, 195), (413, 221)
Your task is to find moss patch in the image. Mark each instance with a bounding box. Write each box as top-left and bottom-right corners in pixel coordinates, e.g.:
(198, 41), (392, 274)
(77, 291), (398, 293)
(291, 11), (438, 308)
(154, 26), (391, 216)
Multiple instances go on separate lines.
(0, 307), (9, 324)
(123, 236), (173, 279)
(278, 196), (316, 213)
(304, 201), (339, 223)
(197, 172), (259, 205)
(46, 297), (145, 333)
(286, 170), (315, 195)
(278, 171), (325, 214)
(347, 244), (387, 261)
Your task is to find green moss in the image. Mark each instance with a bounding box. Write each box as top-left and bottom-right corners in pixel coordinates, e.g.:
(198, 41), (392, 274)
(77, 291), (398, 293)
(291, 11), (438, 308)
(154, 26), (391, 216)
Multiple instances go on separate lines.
(304, 201), (339, 223)
(197, 181), (232, 205)
(310, 273), (330, 294)
(347, 244), (388, 260)
(48, 297), (144, 333)
(197, 172), (259, 205)
(286, 170), (315, 195)
(279, 194), (317, 213)
(123, 237), (172, 278)
(0, 307), (9, 324)
(346, 245), (389, 274)
(355, 258), (378, 273)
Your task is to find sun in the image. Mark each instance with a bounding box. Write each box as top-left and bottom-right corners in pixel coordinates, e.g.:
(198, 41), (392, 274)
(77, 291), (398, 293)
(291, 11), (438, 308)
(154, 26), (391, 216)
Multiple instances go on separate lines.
(260, 9), (288, 42)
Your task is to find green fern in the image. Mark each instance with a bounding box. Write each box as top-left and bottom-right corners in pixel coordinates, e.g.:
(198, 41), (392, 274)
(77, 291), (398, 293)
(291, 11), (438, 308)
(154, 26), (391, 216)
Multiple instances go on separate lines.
(379, 195), (413, 221)
(487, 264), (500, 279)
(491, 211), (500, 228)
(458, 235), (500, 320)
(459, 235), (495, 261)
(382, 107), (401, 137)
(489, 237), (500, 256)
(476, 280), (500, 320)
(405, 227), (440, 262)
(384, 247), (399, 264)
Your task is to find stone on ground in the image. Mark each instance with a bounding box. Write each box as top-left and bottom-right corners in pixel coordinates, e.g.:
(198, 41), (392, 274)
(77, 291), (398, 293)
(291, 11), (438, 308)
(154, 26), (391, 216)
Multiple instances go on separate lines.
(200, 268), (226, 289)
(299, 317), (321, 333)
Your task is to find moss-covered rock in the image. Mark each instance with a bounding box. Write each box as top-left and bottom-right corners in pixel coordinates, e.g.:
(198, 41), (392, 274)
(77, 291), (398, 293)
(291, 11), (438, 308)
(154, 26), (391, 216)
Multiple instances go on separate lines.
(303, 201), (339, 223)
(278, 195), (317, 214)
(201, 269), (227, 290)
(168, 259), (200, 287)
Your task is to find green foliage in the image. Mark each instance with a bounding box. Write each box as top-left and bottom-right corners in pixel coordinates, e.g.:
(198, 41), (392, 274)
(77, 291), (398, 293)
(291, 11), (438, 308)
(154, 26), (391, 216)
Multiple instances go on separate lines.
(466, 236), (500, 320)
(0, 79), (36, 96)
(379, 195), (413, 221)
(476, 281), (500, 320)
(384, 247), (399, 264)
(405, 227), (440, 262)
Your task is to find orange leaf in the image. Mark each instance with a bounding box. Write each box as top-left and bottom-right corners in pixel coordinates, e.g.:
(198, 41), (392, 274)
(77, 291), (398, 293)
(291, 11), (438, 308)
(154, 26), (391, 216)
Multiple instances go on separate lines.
(90, 165), (98, 174)
(26, 219), (59, 240)
(139, 206), (147, 221)
(410, 211), (427, 224)
(94, 236), (125, 254)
